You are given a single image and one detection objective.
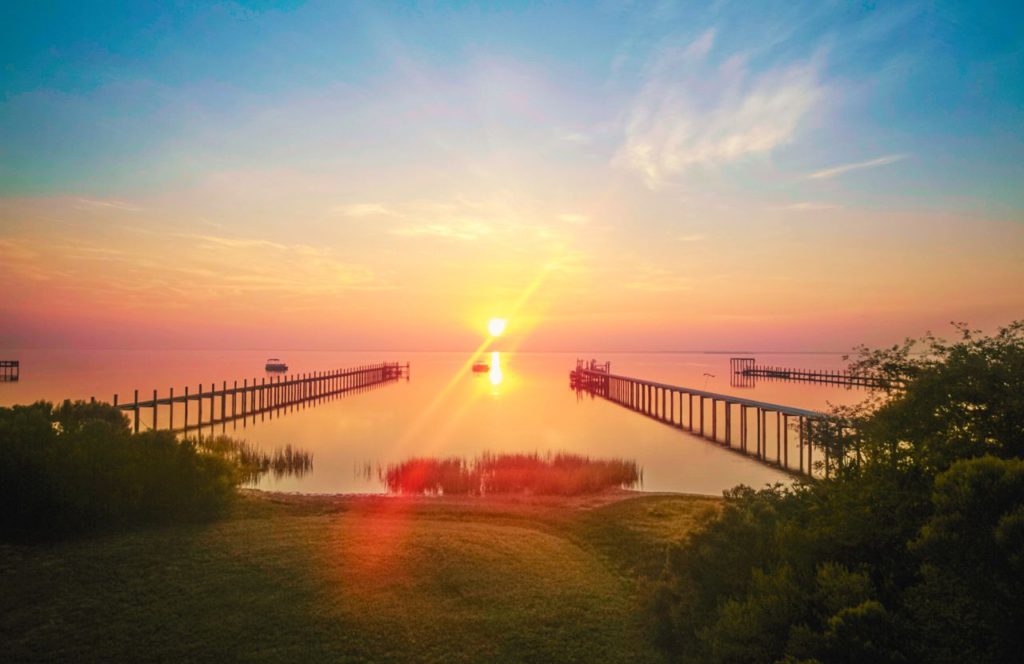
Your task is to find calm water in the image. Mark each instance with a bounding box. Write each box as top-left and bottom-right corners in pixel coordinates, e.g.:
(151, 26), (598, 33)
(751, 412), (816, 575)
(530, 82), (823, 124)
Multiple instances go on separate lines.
(0, 349), (869, 495)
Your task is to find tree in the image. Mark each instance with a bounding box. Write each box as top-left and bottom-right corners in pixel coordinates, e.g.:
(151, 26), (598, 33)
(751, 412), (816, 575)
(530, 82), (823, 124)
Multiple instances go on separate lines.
(650, 321), (1024, 663)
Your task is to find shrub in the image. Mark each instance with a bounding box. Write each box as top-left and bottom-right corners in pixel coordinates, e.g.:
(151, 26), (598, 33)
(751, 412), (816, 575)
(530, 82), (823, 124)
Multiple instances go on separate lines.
(649, 321), (1024, 663)
(0, 400), (305, 539)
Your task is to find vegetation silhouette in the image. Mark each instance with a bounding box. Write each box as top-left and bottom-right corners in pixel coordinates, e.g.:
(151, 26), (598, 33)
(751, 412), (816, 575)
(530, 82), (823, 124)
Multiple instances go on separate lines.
(649, 321), (1024, 663)
(383, 452), (642, 495)
(0, 400), (312, 540)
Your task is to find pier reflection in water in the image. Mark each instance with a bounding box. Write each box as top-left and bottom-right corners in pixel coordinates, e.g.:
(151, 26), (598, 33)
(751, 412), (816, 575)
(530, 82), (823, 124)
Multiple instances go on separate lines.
(0, 349), (867, 495)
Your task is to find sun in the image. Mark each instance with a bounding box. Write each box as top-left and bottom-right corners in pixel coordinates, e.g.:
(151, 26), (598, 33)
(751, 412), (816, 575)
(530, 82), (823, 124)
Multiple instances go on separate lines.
(487, 318), (507, 337)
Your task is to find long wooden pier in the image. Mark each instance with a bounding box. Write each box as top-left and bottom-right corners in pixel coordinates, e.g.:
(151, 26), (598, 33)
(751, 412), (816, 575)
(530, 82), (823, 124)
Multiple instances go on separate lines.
(571, 359), (829, 478)
(0, 360), (19, 382)
(108, 362), (409, 434)
(729, 357), (896, 389)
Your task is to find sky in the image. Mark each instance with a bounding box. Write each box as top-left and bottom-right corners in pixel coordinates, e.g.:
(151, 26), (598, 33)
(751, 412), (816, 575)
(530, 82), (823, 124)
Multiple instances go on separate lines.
(1, 0), (1022, 351)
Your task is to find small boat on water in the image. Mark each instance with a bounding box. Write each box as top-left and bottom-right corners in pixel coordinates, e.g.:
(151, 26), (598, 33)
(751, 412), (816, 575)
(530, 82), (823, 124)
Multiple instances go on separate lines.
(265, 358), (288, 372)
(471, 361), (490, 373)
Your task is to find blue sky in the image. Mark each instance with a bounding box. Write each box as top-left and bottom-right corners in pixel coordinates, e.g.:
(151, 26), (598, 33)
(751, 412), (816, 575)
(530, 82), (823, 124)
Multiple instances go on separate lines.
(2, 1), (1022, 209)
(0, 1), (1022, 350)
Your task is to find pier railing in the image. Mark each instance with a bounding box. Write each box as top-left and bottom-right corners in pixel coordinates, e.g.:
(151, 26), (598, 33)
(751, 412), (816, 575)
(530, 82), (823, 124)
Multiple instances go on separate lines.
(571, 363), (836, 478)
(730, 357), (898, 389)
(109, 362), (409, 434)
(0, 360), (18, 382)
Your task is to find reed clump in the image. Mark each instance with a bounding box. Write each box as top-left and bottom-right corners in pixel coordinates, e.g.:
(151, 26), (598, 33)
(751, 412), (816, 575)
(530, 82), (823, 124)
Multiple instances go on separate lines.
(383, 452), (641, 495)
(199, 436), (313, 483)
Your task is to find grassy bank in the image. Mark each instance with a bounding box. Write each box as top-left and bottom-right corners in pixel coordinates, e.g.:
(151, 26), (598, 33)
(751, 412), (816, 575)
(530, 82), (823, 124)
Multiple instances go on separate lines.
(0, 490), (718, 663)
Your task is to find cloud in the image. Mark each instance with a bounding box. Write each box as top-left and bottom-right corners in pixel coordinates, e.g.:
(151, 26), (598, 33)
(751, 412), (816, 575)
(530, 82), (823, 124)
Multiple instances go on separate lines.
(333, 203), (392, 217)
(190, 234), (290, 251)
(677, 233), (705, 242)
(557, 213), (589, 225)
(74, 198), (143, 212)
(625, 263), (693, 292)
(807, 154), (908, 179)
(774, 202), (839, 211)
(615, 29), (824, 187)
(684, 28), (716, 60)
(391, 220), (494, 241)
(558, 132), (592, 145)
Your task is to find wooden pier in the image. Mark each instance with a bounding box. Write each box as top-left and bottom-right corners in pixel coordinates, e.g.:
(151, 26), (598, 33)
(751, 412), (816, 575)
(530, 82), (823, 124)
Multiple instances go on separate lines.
(0, 360), (18, 382)
(571, 359), (831, 478)
(730, 357), (896, 389)
(108, 362), (409, 434)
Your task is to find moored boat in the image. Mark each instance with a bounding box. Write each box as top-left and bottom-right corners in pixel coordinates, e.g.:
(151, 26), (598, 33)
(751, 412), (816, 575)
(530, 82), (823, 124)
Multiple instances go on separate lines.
(265, 358), (288, 372)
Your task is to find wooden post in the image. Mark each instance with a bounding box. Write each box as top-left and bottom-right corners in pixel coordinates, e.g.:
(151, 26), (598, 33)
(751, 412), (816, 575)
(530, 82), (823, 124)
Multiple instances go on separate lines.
(134, 389), (139, 433)
(776, 412), (781, 465)
(783, 414), (789, 470)
(169, 387), (174, 431)
(808, 420), (814, 476)
(799, 417), (805, 475)
(184, 386), (189, 430)
(152, 389), (158, 431)
(725, 402), (731, 447)
(741, 405), (747, 452)
(756, 408), (762, 458)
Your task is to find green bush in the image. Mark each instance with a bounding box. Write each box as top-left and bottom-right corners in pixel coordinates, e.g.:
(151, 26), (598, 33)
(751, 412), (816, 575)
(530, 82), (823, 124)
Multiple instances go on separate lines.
(650, 322), (1024, 663)
(1, 401), (239, 538)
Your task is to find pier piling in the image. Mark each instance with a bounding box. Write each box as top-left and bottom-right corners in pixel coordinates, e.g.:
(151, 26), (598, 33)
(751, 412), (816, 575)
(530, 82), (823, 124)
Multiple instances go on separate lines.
(113, 362), (409, 435)
(571, 359), (828, 478)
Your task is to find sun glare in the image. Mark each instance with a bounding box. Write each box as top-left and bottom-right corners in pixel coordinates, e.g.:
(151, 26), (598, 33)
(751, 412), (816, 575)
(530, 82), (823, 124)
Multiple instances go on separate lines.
(488, 318), (507, 337)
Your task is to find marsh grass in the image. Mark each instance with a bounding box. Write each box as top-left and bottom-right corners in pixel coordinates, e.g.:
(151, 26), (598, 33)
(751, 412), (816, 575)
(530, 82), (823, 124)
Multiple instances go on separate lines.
(383, 452), (642, 495)
(199, 436), (313, 483)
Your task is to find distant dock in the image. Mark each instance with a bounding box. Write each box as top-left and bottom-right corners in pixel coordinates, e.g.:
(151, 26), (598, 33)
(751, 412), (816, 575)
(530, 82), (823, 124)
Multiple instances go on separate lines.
(729, 357), (897, 389)
(0, 360), (18, 382)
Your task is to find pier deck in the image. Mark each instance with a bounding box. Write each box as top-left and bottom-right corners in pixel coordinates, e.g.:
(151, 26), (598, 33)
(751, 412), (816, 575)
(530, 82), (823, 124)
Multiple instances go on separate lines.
(571, 359), (834, 478)
(105, 362), (409, 434)
(0, 360), (18, 382)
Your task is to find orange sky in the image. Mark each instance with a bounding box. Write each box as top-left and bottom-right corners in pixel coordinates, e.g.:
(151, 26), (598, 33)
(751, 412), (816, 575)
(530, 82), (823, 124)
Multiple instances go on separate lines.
(1, 191), (1021, 351)
(2, 3), (1023, 351)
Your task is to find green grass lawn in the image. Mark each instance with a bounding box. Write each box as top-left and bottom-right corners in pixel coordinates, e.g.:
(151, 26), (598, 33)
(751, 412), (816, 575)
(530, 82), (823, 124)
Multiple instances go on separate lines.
(0, 491), (719, 663)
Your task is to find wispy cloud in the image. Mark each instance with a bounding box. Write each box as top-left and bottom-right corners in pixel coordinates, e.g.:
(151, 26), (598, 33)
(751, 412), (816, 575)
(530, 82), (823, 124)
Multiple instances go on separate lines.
(190, 234), (290, 251)
(74, 198), (143, 212)
(615, 29), (824, 187)
(807, 154), (908, 179)
(677, 233), (706, 242)
(558, 132), (592, 145)
(391, 220), (495, 241)
(774, 201), (839, 211)
(333, 203), (393, 217)
(626, 263), (693, 292)
(557, 213), (589, 225)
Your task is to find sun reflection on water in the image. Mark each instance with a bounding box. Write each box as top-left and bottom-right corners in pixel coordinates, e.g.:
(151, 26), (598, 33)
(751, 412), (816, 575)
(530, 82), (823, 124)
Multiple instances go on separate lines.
(489, 351), (503, 386)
